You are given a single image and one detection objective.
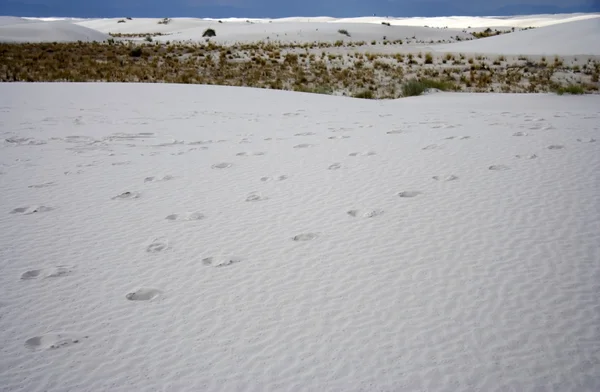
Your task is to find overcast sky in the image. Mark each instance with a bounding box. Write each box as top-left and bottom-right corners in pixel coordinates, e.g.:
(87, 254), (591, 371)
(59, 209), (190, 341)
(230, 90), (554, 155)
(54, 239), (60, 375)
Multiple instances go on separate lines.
(2, 0), (599, 18)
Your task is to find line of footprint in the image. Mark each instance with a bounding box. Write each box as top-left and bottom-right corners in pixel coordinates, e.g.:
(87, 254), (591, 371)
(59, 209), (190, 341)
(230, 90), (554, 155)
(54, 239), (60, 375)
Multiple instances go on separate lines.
(12, 126), (590, 350)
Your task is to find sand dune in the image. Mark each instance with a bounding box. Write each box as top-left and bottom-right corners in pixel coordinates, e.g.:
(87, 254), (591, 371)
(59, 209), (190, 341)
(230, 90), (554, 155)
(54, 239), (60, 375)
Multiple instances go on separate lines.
(2, 13), (599, 52)
(0, 18), (108, 42)
(434, 17), (600, 55)
(1, 83), (599, 391)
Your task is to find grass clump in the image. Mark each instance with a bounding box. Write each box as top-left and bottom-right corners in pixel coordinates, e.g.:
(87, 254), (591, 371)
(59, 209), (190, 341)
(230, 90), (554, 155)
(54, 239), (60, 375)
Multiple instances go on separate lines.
(353, 89), (374, 99)
(129, 46), (143, 57)
(553, 84), (586, 95)
(402, 79), (427, 97)
(402, 78), (457, 97)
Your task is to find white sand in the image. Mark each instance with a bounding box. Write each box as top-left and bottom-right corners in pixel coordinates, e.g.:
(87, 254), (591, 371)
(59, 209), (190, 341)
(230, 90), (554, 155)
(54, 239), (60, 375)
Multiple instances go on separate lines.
(433, 17), (600, 55)
(1, 83), (599, 391)
(2, 13), (599, 53)
(0, 17), (108, 43)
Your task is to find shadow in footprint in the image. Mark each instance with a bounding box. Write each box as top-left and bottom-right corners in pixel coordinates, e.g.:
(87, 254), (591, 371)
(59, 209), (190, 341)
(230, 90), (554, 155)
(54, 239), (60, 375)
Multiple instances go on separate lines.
(292, 233), (318, 241)
(146, 238), (169, 253)
(111, 191), (140, 200)
(347, 209), (384, 218)
(126, 288), (162, 301)
(21, 266), (72, 280)
(211, 163), (232, 169)
(398, 191), (422, 198)
(489, 165), (510, 171)
(25, 333), (88, 351)
(202, 257), (242, 267)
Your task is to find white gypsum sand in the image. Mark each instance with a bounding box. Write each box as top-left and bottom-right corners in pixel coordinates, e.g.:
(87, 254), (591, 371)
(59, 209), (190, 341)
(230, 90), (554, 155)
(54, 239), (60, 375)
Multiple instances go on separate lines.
(0, 18), (109, 43)
(1, 83), (599, 391)
(1, 13), (598, 49)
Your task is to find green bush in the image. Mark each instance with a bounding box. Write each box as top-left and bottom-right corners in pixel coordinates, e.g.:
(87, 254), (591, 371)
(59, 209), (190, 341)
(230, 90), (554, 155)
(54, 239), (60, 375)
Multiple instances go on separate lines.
(402, 79), (427, 97)
(130, 47), (143, 57)
(554, 84), (585, 95)
(353, 90), (374, 99)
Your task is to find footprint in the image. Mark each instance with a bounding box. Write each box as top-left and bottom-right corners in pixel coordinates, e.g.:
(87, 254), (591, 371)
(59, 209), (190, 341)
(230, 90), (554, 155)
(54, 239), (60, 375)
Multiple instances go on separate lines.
(126, 288), (162, 301)
(515, 154), (538, 159)
(260, 175), (288, 182)
(246, 193), (268, 202)
(236, 152), (266, 156)
(21, 266), (72, 280)
(387, 130), (406, 134)
(294, 144), (314, 149)
(422, 144), (440, 150)
(166, 212), (205, 221)
(144, 175), (174, 183)
(202, 256), (242, 267)
(25, 333), (88, 351)
(577, 138), (596, 143)
(547, 145), (565, 150)
(349, 151), (376, 156)
(328, 136), (350, 140)
(398, 191), (422, 198)
(347, 209), (384, 218)
(513, 131), (527, 136)
(489, 165), (510, 171)
(295, 132), (316, 136)
(10, 206), (53, 215)
(111, 161), (131, 166)
(459, 136), (471, 140)
(328, 163), (342, 170)
(432, 175), (459, 181)
(111, 191), (140, 200)
(211, 162), (232, 169)
(146, 238), (169, 253)
(292, 233), (318, 241)
(28, 182), (56, 189)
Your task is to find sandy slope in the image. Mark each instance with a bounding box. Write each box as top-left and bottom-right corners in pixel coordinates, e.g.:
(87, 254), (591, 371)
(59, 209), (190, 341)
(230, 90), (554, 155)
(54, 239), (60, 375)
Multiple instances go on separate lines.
(77, 17), (473, 44)
(434, 17), (600, 55)
(1, 13), (599, 52)
(1, 83), (599, 391)
(0, 18), (108, 42)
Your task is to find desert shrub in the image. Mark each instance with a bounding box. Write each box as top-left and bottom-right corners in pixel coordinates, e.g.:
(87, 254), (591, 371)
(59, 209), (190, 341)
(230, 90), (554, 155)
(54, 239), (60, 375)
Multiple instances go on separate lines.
(353, 90), (374, 99)
(145, 36), (153, 42)
(338, 29), (350, 37)
(117, 19), (126, 23)
(424, 53), (433, 64)
(130, 47), (143, 57)
(554, 84), (585, 95)
(402, 79), (427, 97)
(126, 17), (132, 20)
(420, 78), (457, 91)
(203, 28), (216, 37)
(381, 22), (391, 26)
(158, 17), (170, 25)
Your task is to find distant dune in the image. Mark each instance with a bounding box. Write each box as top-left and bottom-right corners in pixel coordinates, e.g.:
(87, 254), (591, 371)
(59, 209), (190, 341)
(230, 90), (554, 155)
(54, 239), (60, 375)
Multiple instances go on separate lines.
(0, 18), (108, 43)
(0, 13), (599, 56)
(433, 17), (600, 55)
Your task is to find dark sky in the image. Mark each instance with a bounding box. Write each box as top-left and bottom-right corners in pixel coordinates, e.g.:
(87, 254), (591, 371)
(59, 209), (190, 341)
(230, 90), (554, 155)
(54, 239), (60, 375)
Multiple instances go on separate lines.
(2, 0), (599, 18)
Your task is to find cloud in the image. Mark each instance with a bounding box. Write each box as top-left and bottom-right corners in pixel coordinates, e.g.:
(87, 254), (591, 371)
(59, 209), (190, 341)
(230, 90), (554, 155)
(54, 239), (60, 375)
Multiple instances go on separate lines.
(1, 0), (598, 18)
